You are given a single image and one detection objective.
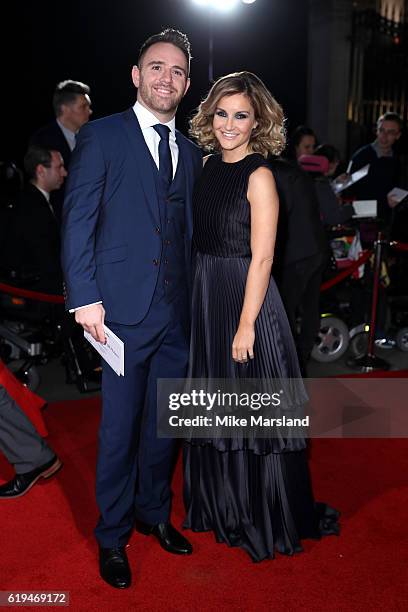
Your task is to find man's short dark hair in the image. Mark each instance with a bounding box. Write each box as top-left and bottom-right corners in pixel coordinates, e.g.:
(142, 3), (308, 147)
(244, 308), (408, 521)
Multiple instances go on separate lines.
(52, 80), (91, 117)
(314, 144), (340, 164)
(24, 146), (53, 180)
(138, 28), (192, 74)
(377, 112), (403, 130)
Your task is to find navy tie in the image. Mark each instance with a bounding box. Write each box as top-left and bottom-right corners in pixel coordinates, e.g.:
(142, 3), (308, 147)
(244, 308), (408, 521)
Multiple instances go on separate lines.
(153, 124), (173, 190)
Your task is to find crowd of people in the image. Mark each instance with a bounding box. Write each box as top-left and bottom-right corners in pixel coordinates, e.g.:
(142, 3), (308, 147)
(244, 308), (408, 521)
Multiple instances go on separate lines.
(1, 80), (92, 293)
(0, 26), (406, 590)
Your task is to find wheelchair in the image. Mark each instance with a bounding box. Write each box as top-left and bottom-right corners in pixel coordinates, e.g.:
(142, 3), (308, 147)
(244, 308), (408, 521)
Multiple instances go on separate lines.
(0, 271), (101, 393)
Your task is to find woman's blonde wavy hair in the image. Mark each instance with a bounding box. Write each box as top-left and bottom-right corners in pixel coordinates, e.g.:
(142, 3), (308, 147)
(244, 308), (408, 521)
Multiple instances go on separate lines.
(190, 71), (286, 157)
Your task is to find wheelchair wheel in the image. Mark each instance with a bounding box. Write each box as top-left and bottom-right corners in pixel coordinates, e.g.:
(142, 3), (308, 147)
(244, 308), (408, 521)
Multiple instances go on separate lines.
(10, 362), (41, 392)
(396, 327), (408, 352)
(311, 316), (350, 363)
(349, 331), (369, 359)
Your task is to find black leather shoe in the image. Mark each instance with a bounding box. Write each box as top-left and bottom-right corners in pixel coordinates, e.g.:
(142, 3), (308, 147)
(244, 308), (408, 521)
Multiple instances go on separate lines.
(135, 520), (193, 555)
(99, 546), (131, 589)
(0, 455), (62, 499)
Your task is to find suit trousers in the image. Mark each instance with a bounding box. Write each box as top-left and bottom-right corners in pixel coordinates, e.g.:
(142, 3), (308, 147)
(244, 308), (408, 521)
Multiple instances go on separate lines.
(279, 253), (325, 373)
(94, 295), (189, 548)
(0, 385), (53, 473)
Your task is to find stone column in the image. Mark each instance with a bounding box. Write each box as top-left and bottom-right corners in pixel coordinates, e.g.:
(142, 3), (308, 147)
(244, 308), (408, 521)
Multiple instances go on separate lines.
(307, 0), (353, 157)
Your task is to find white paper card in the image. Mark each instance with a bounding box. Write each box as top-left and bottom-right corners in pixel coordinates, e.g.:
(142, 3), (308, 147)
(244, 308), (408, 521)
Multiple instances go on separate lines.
(387, 187), (408, 203)
(352, 200), (377, 218)
(84, 325), (124, 376)
(332, 164), (370, 194)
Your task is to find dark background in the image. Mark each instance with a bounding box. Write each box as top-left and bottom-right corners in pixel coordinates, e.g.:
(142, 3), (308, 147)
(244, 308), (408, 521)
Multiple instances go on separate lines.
(3, 0), (308, 164)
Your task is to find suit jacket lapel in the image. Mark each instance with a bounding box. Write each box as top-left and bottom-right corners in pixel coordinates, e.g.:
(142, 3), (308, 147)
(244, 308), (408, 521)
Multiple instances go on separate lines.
(29, 184), (58, 224)
(121, 108), (160, 224)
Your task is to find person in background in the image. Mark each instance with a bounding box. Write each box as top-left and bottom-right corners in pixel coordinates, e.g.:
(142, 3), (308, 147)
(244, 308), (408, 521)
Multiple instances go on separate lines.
(348, 114), (404, 346)
(4, 146), (67, 294)
(30, 80), (92, 168)
(348, 112), (402, 228)
(314, 143), (340, 178)
(30, 80), (92, 219)
(271, 156), (328, 374)
(288, 125), (317, 160)
(0, 361), (62, 499)
(309, 145), (355, 227)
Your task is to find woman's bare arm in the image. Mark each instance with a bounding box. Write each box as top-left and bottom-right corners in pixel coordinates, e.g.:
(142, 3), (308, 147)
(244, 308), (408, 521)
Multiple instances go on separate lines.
(232, 165), (279, 362)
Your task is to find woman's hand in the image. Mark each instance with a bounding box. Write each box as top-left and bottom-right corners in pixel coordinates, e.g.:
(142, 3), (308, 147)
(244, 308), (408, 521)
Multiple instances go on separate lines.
(232, 323), (255, 362)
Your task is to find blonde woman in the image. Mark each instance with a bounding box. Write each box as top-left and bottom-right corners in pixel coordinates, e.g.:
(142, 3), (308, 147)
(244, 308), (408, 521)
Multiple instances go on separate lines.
(183, 72), (339, 562)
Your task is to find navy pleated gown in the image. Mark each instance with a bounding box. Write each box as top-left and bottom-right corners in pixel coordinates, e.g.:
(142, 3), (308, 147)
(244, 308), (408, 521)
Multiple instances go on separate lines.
(183, 153), (339, 561)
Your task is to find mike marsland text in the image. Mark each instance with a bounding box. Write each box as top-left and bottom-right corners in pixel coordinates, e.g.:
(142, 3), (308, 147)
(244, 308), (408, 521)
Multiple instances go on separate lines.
(168, 415), (310, 427)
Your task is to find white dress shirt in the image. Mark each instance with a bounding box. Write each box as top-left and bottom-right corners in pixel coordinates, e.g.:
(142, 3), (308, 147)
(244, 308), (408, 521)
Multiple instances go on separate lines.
(71, 100), (178, 312)
(133, 100), (178, 178)
(57, 119), (77, 151)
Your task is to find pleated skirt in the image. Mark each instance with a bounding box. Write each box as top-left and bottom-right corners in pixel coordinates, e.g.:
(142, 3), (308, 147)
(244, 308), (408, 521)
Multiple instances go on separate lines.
(188, 252), (302, 381)
(183, 252), (339, 561)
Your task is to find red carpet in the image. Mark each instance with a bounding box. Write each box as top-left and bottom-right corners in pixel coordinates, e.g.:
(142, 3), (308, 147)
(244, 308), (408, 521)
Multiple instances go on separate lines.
(1, 396), (408, 611)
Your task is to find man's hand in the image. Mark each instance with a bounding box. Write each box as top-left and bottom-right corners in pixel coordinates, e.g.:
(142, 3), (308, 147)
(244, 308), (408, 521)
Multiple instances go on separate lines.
(387, 193), (399, 209)
(333, 172), (349, 185)
(75, 304), (106, 343)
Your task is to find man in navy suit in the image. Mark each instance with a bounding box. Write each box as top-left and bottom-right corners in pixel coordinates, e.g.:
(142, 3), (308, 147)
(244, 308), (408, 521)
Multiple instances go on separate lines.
(30, 80), (92, 168)
(61, 28), (202, 589)
(30, 80), (92, 220)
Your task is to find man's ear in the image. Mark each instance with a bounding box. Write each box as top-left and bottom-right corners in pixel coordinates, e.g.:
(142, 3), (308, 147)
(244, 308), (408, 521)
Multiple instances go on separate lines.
(36, 164), (46, 178)
(132, 65), (140, 89)
(183, 78), (191, 97)
(60, 103), (69, 117)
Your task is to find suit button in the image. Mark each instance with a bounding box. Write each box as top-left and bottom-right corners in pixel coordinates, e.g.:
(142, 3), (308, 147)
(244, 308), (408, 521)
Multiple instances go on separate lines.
(164, 279), (169, 285)
(165, 240), (171, 245)
(155, 226), (161, 233)
(164, 259), (168, 265)
(167, 219), (171, 224)
(153, 259), (159, 266)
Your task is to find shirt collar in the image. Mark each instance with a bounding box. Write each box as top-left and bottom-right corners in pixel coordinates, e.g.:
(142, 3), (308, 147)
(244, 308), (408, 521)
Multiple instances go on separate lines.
(133, 100), (176, 137)
(33, 184), (50, 202)
(57, 119), (77, 150)
(371, 140), (393, 158)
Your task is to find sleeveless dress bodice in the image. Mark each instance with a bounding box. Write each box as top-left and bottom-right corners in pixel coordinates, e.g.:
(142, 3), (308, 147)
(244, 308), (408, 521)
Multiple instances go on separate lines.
(193, 153), (269, 258)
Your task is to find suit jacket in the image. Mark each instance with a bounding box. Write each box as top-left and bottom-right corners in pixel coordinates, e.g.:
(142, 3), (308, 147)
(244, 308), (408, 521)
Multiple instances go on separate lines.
(269, 158), (327, 270)
(348, 144), (400, 223)
(29, 120), (72, 168)
(5, 183), (62, 294)
(61, 108), (202, 325)
(29, 120), (72, 222)
(313, 175), (354, 226)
